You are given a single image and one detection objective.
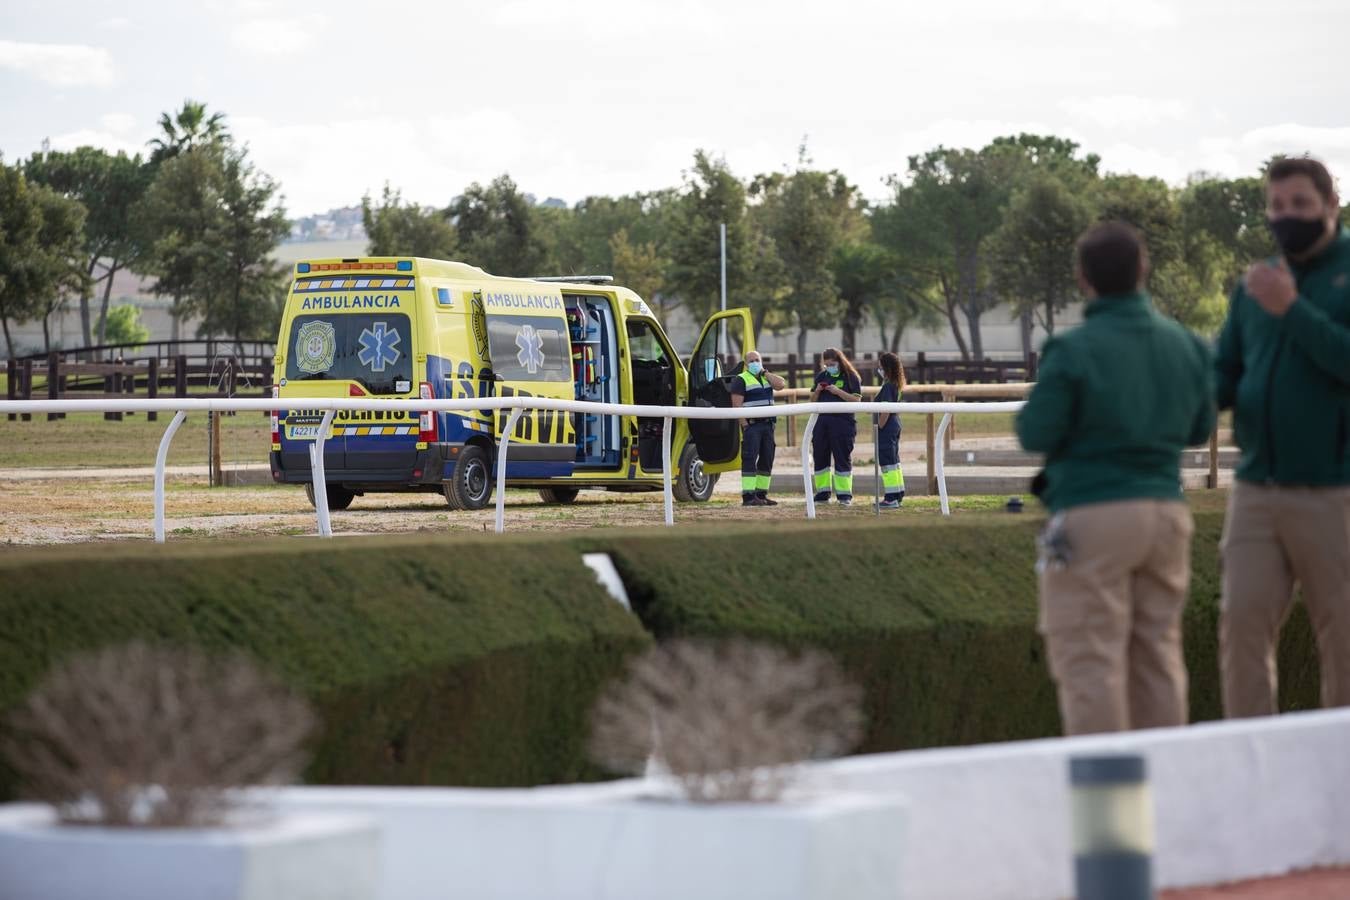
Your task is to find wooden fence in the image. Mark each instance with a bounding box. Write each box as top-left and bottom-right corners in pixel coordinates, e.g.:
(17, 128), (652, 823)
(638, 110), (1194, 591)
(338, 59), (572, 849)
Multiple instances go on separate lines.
(5, 340), (275, 423)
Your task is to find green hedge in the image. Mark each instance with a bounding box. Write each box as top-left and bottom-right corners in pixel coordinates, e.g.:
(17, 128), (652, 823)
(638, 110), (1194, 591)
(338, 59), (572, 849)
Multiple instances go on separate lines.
(0, 505), (1322, 796)
(0, 535), (651, 800)
(584, 511), (1320, 753)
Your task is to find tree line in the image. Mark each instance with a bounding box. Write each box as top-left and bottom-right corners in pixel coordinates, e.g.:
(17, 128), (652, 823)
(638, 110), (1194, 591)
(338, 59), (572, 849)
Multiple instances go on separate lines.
(0, 101), (287, 358)
(368, 136), (1300, 359)
(0, 100), (1315, 361)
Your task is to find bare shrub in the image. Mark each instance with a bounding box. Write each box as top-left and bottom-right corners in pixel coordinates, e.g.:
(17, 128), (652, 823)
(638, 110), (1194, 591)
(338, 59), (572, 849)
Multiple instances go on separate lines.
(3, 642), (315, 827)
(589, 639), (864, 803)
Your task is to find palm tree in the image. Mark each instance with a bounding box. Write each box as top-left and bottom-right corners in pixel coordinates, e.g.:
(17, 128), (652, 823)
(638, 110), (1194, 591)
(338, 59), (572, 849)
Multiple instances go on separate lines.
(148, 100), (230, 163)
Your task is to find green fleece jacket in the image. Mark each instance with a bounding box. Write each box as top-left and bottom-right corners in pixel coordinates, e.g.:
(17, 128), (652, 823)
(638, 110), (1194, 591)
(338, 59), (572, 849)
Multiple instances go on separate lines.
(1016, 292), (1216, 512)
(1215, 228), (1350, 486)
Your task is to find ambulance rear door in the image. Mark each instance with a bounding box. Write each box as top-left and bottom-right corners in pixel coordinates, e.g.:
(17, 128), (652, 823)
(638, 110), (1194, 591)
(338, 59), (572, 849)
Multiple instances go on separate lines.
(686, 308), (756, 475)
(480, 290), (576, 479)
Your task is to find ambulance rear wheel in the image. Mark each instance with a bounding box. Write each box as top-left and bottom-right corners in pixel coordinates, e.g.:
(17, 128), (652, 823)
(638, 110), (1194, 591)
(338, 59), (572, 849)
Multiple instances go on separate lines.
(304, 483), (355, 511)
(673, 443), (717, 502)
(538, 487), (579, 504)
(444, 445), (493, 510)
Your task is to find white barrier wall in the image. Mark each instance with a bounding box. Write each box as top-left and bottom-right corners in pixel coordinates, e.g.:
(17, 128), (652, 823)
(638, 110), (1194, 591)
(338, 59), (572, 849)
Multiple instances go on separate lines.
(809, 707), (1350, 899)
(271, 708), (1350, 900)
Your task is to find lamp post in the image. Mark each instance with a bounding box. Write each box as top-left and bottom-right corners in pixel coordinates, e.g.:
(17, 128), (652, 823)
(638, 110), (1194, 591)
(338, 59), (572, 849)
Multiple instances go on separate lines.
(1070, 754), (1155, 900)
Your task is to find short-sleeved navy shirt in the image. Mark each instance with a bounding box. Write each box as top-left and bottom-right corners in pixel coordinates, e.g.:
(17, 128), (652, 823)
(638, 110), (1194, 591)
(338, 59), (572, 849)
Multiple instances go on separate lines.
(814, 369), (861, 419)
(874, 380), (902, 438)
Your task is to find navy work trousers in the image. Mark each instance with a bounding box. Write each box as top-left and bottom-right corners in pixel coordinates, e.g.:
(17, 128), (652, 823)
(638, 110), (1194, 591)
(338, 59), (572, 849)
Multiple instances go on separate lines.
(812, 416), (856, 500)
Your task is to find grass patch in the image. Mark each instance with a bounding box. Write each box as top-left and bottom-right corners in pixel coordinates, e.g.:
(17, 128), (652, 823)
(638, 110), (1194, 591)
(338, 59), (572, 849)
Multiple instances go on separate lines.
(0, 413), (270, 468)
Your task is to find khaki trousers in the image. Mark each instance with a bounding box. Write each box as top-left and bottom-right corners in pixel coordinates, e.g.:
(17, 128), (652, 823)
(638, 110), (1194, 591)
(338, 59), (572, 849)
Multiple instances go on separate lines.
(1039, 499), (1194, 736)
(1219, 481), (1350, 717)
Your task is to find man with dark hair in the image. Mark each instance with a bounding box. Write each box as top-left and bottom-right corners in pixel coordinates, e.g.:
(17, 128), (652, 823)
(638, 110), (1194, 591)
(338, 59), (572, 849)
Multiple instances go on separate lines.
(1016, 221), (1216, 735)
(1215, 155), (1350, 718)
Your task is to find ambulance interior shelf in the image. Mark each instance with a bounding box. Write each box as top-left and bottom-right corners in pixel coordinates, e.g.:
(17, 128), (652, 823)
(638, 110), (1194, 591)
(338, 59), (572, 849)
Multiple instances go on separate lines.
(565, 295), (621, 468)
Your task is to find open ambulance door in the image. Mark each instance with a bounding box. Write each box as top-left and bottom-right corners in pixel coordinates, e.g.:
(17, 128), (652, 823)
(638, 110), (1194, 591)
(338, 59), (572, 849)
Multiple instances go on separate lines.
(686, 307), (756, 475)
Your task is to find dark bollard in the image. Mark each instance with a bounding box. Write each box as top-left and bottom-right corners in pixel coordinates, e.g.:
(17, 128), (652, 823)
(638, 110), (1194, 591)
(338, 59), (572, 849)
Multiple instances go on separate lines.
(1070, 754), (1155, 900)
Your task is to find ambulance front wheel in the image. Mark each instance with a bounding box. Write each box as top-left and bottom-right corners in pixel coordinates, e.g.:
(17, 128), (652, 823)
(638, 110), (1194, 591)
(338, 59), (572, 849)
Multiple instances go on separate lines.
(673, 443), (718, 502)
(538, 487), (579, 504)
(304, 482), (355, 511)
(444, 445), (493, 510)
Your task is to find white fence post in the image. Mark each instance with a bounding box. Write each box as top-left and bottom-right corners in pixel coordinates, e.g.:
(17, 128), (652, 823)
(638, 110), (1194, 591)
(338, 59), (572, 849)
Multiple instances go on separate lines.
(935, 412), (953, 517)
(495, 408), (523, 534)
(153, 410), (188, 543)
(661, 416), (674, 527)
(801, 413), (820, 521)
(310, 409), (337, 537)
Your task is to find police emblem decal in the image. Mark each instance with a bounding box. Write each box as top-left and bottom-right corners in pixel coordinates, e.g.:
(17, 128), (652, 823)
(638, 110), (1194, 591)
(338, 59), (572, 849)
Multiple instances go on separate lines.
(357, 322), (402, 373)
(515, 324), (545, 374)
(295, 320), (336, 374)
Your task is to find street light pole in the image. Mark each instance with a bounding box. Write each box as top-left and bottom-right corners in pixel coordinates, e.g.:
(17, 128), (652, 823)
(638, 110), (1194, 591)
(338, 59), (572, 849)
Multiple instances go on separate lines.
(719, 222), (727, 314)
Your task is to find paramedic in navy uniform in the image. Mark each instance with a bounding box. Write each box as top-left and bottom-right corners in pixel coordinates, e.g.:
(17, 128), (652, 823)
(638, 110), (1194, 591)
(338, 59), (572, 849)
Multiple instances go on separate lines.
(731, 350), (787, 507)
(810, 347), (863, 505)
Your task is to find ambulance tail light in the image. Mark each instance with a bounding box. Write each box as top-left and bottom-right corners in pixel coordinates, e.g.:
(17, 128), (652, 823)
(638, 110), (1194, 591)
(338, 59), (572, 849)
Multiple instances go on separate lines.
(419, 382), (436, 442)
(270, 385), (280, 445)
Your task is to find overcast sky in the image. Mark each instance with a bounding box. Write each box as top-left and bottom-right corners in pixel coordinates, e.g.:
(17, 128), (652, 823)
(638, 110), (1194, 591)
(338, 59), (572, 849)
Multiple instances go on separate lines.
(4, 0), (1349, 217)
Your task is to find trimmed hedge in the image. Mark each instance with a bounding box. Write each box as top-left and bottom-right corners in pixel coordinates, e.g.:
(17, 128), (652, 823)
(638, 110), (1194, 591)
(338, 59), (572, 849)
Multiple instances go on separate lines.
(0, 535), (650, 800)
(584, 511), (1321, 752)
(0, 503), (1322, 796)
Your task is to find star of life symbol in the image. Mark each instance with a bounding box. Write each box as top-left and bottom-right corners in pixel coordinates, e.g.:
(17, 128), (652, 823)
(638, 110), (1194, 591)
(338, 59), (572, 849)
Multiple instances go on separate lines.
(515, 324), (545, 375)
(357, 322), (402, 373)
(295, 320), (336, 374)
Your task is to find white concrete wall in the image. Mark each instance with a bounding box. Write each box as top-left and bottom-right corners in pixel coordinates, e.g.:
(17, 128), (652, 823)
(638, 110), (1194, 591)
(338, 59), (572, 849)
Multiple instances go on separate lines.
(270, 708), (1350, 900)
(809, 707), (1350, 899)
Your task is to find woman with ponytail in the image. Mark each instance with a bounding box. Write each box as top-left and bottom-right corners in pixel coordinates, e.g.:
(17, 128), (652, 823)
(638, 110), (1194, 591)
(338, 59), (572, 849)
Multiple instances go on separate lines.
(873, 351), (906, 508)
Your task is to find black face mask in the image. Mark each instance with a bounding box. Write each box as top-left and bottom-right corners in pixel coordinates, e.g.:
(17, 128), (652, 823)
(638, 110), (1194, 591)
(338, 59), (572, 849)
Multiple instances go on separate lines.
(1268, 215), (1329, 256)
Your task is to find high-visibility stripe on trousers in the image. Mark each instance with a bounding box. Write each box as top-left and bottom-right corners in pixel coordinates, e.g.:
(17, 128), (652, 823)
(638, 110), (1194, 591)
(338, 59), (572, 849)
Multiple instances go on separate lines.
(877, 426), (904, 502)
(881, 464), (905, 501)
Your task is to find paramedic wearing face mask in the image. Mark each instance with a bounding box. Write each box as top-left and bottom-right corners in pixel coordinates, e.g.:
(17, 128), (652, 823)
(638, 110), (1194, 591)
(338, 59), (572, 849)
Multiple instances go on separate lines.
(810, 348), (863, 506)
(1215, 155), (1350, 719)
(730, 350), (787, 507)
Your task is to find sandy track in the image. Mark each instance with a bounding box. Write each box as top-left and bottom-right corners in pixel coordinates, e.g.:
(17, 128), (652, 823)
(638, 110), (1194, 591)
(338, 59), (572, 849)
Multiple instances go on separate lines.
(0, 473), (976, 546)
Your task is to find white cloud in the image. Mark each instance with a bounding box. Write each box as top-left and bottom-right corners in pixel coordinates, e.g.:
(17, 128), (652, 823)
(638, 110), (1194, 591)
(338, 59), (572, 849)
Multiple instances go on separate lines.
(47, 128), (143, 156)
(1095, 142), (1190, 182)
(98, 16), (132, 29)
(0, 40), (116, 87)
(1060, 95), (1188, 130)
(1238, 123), (1350, 155)
(99, 112), (136, 134)
(230, 15), (328, 56)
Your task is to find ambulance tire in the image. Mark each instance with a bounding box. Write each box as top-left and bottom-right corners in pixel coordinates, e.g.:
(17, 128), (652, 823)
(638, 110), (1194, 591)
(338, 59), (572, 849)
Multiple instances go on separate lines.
(444, 445), (493, 510)
(304, 482), (355, 511)
(538, 487), (579, 505)
(673, 443), (718, 502)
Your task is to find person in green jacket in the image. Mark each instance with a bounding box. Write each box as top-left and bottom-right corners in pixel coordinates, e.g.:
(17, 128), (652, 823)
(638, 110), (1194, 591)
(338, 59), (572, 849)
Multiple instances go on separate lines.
(1214, 155), (1350, 719)
(1016, 221), (1216, 736)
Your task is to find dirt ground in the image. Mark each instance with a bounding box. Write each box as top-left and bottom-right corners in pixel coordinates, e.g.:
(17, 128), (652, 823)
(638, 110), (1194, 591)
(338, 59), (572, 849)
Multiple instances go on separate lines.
(0, 473), (1030, 546)
(1162, 867), (1350, 899)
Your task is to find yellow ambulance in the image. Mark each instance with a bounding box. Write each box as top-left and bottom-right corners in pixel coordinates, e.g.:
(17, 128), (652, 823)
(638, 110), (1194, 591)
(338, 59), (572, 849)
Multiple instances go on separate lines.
(270, 257), (757, 510)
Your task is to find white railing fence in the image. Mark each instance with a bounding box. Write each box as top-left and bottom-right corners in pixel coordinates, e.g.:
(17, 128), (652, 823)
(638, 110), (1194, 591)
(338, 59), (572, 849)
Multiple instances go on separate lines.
(0, 397), (1026, 540)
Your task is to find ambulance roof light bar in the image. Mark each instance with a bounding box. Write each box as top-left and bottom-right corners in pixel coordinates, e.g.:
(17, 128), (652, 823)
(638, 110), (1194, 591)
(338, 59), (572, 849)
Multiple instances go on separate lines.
(531, 275), (614, 284)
